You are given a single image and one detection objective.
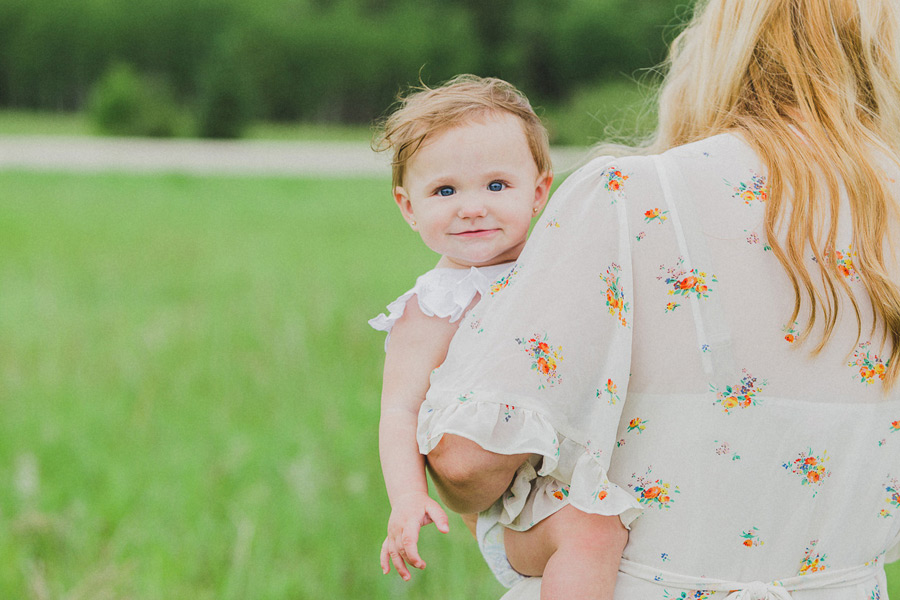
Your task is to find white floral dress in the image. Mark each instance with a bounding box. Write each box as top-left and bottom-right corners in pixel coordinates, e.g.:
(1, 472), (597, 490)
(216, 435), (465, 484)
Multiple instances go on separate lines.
(420, 133), (900, 599)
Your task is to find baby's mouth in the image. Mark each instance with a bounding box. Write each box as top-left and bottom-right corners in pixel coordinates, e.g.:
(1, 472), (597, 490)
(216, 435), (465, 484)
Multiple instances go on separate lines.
(453, 229), (497, 238)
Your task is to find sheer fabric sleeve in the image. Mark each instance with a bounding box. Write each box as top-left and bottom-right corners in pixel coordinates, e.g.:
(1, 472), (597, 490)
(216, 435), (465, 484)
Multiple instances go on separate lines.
(419, 156), (644, 525)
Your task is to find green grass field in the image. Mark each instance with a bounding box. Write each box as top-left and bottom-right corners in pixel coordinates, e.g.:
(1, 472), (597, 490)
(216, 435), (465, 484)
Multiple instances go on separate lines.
(0, 172), (504, 599)
(0, 78), (649, 147)
(1, 171), (898, 599)
(0, 110), (374, 142)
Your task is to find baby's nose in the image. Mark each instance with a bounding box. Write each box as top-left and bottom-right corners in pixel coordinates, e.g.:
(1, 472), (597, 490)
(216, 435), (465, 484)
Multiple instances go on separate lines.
(457, 198), (487, 218)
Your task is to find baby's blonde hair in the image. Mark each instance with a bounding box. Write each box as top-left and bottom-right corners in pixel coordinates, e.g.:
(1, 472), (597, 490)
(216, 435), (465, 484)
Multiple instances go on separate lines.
(374, 75), (551, 189)
(647, 0), (900, 389)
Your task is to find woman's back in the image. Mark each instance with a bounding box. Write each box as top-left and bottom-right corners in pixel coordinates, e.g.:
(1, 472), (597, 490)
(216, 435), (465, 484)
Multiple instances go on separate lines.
(628, 133), (897, 403)
(605, 132), (900, 597)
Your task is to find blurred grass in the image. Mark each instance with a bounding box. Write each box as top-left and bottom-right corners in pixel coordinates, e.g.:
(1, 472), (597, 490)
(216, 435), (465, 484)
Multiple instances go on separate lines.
(0, 110), (373, 142)
(0, 171), (503, 599)
(1, 170), (898, 599)
(0, 110), (94, 137)
(0, 78), (653, 146)
(244, 121), (373, 142)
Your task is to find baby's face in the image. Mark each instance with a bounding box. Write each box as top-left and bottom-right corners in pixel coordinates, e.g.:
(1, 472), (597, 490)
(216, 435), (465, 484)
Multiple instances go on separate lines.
(394, 112), (551, 269)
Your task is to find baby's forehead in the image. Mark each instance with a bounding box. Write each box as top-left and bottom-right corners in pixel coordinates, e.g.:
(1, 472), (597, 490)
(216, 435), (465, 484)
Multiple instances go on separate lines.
(411, 111), (531, 159)
(427, 109), (524, 137)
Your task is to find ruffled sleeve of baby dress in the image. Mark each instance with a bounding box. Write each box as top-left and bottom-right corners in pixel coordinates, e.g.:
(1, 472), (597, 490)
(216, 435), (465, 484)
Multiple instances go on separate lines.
(369, 262), (516, 351)
(419, 156), (644, 531)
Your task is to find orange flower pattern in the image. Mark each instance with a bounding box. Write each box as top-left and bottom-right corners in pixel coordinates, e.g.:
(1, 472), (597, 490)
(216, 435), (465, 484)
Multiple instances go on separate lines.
(516, 333), (563, 389)
(603, 263), (629, 326)
(710, 368), (767, 414)
(602, 166), (629, 203)
(741, 527), (764, 548)
(626, 417), (648, 434)
(658, 259), (717, 301)
(798, 540), (828, 575)
(849, 342), (888, 385)
(726, 171), (768, 205)
(551, 484), (570, 502)
(644, 207), (669, 225)
(782, 321), (801, 344)
(490, 266), (518, 296)
(597, 378), (620, 405)
(630, 467), (679, 510)
(783, 449), (831, 496)
(833, 245), (860, 282)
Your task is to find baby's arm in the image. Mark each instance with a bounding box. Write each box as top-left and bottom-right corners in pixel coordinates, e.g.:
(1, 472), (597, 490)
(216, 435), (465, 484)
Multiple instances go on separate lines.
(378, 295), (459, 580)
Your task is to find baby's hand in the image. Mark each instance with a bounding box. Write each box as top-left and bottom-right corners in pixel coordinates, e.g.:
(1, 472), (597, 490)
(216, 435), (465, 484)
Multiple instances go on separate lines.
(380, 491), (450, 581)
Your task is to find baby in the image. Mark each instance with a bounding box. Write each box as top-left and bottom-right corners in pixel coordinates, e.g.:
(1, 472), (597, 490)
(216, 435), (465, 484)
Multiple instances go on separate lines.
(371, 75), (614, 598)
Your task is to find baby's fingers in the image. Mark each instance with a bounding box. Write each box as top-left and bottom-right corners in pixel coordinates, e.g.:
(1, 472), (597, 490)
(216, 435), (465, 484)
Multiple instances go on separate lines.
(425, 499), (450, 534)
(380, 538), (391, 575)
(390, 545), (412, 581)
(400, 521), (425, 570)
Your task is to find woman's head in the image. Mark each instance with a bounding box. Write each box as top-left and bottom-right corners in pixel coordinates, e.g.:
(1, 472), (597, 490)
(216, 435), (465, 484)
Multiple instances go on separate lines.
(654, 0), (900, 150)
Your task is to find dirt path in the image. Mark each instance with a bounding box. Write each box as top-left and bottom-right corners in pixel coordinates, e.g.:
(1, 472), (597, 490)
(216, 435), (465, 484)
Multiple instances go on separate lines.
(0, 136), (591, 177)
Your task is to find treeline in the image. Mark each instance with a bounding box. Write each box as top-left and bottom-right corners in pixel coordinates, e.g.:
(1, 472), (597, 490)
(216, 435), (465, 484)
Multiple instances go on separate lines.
(0, 0), (689, 135)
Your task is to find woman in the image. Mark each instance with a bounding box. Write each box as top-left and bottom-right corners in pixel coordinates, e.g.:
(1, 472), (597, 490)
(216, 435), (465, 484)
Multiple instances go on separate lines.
(421, 0), (900, 598)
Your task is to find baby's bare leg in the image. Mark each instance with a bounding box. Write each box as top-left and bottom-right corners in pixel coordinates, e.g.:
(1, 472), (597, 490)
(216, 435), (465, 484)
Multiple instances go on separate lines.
(426, 433), (531, 514)
(504, 505), (626, 600)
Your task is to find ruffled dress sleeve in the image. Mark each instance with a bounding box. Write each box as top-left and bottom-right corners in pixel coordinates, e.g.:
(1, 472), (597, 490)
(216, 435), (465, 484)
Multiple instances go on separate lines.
(419, 156), (644, 529)
(369, 263), (515, 352)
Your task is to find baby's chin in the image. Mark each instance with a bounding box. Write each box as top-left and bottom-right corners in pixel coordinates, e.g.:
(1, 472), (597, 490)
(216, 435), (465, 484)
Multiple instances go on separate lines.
(438, 254), (519, 269)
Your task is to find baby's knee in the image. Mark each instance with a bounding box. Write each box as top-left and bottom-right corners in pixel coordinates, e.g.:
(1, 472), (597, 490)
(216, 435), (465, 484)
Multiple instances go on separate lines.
(427, 434), (524, 487)
(426, 434), (485, 487)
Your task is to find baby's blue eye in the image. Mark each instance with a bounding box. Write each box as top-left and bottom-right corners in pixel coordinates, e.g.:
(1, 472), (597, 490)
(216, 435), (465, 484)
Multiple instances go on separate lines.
(488, 181), (506, 192)
(438, 186), (455, 197)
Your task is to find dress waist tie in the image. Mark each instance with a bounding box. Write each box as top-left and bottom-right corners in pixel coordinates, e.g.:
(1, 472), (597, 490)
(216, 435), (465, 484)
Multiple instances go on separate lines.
(619, 557), (879, 600)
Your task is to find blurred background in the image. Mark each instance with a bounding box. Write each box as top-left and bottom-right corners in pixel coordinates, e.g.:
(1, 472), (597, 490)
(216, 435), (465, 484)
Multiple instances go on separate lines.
(3, 0), (898, 599)
(0, 0), (686, 144)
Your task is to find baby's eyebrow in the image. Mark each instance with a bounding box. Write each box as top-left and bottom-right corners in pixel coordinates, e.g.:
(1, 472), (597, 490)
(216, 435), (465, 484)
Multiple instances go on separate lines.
(422, 178), (456, 191)
(482, 170), (516, 179)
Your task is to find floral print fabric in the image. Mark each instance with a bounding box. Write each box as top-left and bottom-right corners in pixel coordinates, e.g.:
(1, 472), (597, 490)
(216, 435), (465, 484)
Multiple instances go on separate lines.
(419, 133), (899, 599)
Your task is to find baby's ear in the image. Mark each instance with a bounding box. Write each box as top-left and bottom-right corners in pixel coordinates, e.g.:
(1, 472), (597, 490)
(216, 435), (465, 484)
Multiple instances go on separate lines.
(393, 186), (417, 230)
(533, 172), (553, 213)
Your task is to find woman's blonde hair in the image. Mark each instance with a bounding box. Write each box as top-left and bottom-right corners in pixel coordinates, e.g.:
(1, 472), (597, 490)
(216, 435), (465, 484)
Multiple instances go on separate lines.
(374, 75), (552, 190)
(648, 0), (900, 389)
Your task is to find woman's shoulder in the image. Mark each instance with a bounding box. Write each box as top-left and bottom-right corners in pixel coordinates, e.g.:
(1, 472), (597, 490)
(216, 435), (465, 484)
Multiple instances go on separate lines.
(568, 134), (747, 186)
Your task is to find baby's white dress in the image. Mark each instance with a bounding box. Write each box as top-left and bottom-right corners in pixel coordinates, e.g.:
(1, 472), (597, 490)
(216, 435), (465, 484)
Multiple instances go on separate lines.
(421, 133), (900, 599)
(371, 262), (589, 587)
(369, 262), (517, 350)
